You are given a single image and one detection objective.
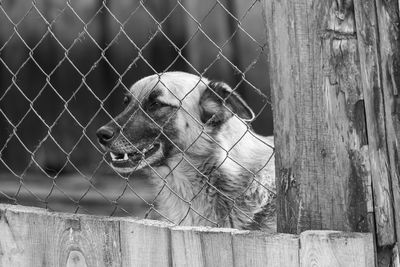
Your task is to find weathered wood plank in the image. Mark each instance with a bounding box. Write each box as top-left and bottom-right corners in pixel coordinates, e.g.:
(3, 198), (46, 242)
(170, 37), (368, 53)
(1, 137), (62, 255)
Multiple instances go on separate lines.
(300, 230), (375, 267)
(0, 204), (379, 266)
(0, 204), (121, 267)
(170, 226), (237, 267)
(119, 218), (172, 267)
(263, 0), (299, 232)
(353, 0), (397, 247)
(231, 230), (299, 267)
(374, 0), (400, 248)
(171, 226), (204, 267)
(264, 0), (370, 233)
(171, 226), (299, 267)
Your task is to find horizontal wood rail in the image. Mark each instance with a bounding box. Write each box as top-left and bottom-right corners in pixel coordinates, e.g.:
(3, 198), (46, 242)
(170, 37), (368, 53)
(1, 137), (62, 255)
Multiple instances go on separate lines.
(0, 204), (374, 266)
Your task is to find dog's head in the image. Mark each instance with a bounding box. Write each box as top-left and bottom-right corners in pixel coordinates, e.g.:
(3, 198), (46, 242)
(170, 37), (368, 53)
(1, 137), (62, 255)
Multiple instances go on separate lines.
(96, 72), (254, 174)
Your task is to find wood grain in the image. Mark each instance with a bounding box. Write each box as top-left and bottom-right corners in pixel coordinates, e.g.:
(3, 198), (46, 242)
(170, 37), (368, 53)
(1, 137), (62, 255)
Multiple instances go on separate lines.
(171, 226), (238, 267)
(171, 226), (299, 267)
(0, 204), (121, 267)
(231, 230), (299, 267)
(171, 226), (205, 267)
(264, 0), (370, 233)
(0, 204), (376, 267)
(374, 0), (400, 248)
(353, 0), (396, 246)
(300, 230), (375, 267)
(119, 218), (173, 267)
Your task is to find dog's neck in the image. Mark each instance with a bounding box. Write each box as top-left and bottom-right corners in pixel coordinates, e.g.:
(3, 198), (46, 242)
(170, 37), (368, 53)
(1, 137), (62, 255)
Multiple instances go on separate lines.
(147, 116), (275, 229)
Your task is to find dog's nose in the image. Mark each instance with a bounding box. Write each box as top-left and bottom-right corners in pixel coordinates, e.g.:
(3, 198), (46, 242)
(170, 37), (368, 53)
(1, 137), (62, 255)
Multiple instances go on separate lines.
(96, 126), (115, 145)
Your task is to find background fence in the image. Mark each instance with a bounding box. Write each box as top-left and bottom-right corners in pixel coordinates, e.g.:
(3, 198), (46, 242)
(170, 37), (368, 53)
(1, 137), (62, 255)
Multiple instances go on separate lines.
(0, 0), (273, 219)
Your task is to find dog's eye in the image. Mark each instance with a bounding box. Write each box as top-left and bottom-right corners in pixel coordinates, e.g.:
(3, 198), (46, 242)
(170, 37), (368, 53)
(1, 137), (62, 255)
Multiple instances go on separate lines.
(148, 100), (167, 111)
(123, 96), (130, 105)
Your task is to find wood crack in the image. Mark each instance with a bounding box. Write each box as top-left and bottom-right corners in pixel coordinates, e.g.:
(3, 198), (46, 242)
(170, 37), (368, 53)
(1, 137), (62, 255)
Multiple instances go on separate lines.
(321, 30), (357, 40)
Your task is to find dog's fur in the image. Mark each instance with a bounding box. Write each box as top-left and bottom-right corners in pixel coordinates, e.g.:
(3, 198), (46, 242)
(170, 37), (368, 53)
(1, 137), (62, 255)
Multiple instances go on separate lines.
(97, 72), (276, 231)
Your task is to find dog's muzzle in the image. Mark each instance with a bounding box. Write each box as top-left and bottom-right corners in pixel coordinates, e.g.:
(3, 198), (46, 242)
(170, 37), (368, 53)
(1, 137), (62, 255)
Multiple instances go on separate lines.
(96, 125), (163, 173)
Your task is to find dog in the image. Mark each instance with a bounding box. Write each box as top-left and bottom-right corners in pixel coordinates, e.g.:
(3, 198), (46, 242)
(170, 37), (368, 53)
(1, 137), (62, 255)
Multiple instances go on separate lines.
(96, 72), (276, 231)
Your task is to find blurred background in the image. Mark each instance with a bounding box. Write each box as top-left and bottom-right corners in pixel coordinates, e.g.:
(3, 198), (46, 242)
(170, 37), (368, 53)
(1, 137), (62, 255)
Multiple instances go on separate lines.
(0, 0), (271, 217)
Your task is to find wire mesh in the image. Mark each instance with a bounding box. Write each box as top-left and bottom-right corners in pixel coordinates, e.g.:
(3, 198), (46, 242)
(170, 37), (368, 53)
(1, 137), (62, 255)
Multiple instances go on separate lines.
(0, 0), (275, 230)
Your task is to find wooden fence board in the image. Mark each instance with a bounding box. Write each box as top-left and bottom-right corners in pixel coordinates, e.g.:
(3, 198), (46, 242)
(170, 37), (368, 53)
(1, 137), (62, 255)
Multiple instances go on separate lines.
(0, 204), (376, 266)
(300, 231), (375, 267)
(374, 0), (400, 248)
(119, 218), (172, 267)
(199, 228), (236, 267)
(231, 231), (299, 267)
(353, 0), (396, 246)
(0, 204), (121, 267)
(171, 226), (238, 267)
(171, 226), (205, 267)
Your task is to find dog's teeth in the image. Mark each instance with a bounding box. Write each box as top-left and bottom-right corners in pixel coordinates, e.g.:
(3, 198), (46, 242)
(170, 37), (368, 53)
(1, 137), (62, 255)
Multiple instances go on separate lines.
(110, 152), (118, 160)
(110, 152), (129, 162)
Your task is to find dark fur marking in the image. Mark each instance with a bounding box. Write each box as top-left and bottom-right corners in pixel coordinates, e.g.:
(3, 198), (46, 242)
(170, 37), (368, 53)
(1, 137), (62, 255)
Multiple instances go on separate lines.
(200, 81), (254, 125)
(147, 89), (163, 102)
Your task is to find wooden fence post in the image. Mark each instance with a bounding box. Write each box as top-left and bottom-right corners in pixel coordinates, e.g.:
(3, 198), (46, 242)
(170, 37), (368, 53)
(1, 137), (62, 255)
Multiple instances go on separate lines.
(264, 0), (400, 264)
(264, 0), (372, 233)
(374, 0), (400, 247)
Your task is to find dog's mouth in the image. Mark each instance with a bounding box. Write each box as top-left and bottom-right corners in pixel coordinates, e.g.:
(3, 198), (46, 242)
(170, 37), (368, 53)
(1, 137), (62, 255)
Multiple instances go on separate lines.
(109, 143), (160, 163)
(108, 143), (162, 173)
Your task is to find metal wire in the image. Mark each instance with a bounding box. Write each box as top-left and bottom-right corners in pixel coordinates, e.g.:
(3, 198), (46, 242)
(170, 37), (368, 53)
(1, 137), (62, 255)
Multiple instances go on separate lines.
(0, 0), (275, 229)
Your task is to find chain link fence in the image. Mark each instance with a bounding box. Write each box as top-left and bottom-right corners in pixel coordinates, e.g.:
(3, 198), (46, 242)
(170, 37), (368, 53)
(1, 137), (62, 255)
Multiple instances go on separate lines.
(0, 0), (275, 230)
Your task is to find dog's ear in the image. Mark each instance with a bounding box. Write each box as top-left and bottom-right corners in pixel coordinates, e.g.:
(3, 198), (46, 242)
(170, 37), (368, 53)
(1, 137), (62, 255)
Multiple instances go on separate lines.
(200, 81), (254, 125)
